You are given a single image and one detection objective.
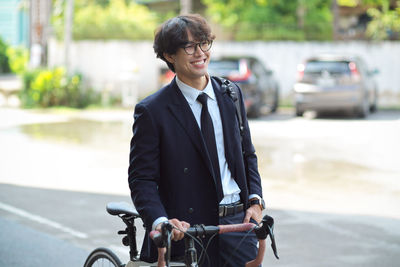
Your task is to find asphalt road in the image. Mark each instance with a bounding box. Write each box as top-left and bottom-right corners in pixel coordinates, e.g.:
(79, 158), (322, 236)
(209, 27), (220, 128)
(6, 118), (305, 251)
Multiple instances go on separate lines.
(0, 107), (399, 266)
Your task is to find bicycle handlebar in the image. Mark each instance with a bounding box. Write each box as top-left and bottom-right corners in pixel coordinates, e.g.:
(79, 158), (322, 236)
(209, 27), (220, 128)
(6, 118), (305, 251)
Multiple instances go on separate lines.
(150, 214), (279, 267)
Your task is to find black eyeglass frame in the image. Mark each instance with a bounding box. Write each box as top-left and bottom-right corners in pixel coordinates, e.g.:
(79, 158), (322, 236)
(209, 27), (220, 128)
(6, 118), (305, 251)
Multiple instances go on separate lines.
(182, 40), (213, 55)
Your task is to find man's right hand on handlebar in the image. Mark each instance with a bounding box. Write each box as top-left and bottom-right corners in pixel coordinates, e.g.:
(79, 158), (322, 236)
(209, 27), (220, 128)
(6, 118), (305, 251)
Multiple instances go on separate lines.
(156, 218), (190, 241)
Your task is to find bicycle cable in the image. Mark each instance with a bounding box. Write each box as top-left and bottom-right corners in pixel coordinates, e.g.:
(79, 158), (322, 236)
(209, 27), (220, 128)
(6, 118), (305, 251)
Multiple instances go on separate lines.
(197, 232), (218, 267)
(171, 225), (212, 267)
(168, 223), (259, 267)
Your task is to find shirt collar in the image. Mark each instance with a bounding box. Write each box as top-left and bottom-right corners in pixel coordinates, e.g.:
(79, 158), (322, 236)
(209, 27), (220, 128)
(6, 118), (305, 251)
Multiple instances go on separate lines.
(176, 75), (215, 105)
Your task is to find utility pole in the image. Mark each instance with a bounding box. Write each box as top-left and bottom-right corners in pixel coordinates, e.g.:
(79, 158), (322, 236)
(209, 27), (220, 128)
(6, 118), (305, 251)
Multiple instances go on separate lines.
(180, 0), (192, 14)
(64, 0), (74, 74)
(29, 0), (51, 67)
(297, 0), (305, 30)
(332, 0), (340, 40)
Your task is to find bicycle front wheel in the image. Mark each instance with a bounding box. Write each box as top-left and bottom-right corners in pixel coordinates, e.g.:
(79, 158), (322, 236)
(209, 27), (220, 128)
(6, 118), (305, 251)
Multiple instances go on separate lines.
(84, 247), (123, 267)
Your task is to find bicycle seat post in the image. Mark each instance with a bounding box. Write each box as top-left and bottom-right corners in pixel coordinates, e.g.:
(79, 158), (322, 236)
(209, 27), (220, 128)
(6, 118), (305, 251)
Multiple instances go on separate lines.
(122, 216), (139, 261)
(184, 237), (198, 267)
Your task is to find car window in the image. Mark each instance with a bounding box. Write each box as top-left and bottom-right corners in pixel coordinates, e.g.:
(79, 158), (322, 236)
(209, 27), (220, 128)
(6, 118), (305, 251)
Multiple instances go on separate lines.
(251, 61), (266, 78)
(208, 60), (239, 73)
(305, 61), (351, 75)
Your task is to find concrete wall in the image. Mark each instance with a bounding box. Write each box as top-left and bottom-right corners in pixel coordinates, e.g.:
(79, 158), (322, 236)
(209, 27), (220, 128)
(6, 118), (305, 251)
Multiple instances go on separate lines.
(48, 39), (400, 107)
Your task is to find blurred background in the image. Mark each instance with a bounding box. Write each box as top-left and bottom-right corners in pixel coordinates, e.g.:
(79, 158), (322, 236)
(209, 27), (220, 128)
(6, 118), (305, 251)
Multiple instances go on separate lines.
(0, 0), (399, 266)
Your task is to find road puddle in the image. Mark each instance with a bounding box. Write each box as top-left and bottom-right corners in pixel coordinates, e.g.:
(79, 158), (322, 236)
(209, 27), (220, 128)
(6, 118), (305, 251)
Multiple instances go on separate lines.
(18, 119), (131, 151)
(16, 119), (399, 195)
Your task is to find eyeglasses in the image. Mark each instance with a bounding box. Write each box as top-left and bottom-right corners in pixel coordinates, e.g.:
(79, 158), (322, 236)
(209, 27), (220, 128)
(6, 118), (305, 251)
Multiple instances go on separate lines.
(182, 40), (213, 55)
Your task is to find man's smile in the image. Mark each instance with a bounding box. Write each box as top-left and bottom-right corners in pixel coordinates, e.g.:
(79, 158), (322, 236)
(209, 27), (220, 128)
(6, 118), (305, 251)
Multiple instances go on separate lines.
(191, 59), (207, 66)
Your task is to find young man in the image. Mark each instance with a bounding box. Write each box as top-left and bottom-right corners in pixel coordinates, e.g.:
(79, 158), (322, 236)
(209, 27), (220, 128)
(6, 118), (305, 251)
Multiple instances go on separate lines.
(128, 14), (265, 266)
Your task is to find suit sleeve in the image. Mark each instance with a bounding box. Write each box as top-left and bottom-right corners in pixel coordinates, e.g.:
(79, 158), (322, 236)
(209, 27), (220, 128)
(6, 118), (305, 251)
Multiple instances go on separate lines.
(128, 103), (167, 228)
(236, 85), (263, 198)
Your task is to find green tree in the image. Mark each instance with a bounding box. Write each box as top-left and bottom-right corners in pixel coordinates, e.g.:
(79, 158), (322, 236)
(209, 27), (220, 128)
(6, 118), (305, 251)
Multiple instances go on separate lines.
(336, 0), (400, 40)
(6, 46), (29, 75)
(202, 0), (333, 40)
(0, 37), (11, 73)
(52, 0), (158, 40)
(364, 0), (400, 40)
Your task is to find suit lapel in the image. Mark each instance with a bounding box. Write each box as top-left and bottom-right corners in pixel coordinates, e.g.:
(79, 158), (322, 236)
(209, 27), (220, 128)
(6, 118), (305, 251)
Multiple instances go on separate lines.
(166, 79), (215, 177)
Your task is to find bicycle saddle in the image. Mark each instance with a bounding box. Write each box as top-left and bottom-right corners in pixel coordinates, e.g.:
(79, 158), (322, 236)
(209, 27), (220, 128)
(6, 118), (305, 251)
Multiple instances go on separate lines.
(106, 202), (141, 218)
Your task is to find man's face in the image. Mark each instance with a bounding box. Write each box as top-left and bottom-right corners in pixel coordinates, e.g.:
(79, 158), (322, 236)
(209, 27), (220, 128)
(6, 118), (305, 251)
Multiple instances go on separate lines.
(166, 31), (211, 85)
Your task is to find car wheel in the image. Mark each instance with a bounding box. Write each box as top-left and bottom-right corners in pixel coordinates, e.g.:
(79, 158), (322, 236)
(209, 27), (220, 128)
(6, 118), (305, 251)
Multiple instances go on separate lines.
(247, 108), (260, 118)
(295, 105), (303, 117)
(370, 89), (378, 113)
(357, 97), (370, 118)
(270, 90), (279, 113)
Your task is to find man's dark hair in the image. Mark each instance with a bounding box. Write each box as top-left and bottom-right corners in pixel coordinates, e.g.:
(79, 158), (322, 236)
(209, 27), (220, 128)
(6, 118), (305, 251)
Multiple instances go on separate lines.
(153, 14), (216, 72)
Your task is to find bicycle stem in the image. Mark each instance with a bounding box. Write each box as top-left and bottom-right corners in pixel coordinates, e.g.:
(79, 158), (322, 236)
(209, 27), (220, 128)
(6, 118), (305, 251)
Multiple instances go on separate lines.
(184, 238), (197, 266)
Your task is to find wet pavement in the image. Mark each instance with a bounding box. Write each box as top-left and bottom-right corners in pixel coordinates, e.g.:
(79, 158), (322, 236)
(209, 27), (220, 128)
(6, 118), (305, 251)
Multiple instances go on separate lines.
(1, 107), (400, 266)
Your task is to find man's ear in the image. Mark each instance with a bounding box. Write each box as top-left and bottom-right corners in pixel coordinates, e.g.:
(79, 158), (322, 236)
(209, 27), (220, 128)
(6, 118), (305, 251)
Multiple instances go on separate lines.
(164, 53), (175, 64)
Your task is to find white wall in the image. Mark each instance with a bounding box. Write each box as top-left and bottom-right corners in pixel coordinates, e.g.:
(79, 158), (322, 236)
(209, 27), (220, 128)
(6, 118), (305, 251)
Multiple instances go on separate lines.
(48, 39), (159, 102)
(48, 40), (400, 106)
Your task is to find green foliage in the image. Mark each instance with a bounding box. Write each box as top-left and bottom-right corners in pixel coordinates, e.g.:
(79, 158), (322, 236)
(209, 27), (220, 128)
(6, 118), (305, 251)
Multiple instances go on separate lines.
(52, 0), (158, 40)
(0, 37), (11, 73)
(19, 67), (100, 108)
(202, 0), (333, 40)
(6, 46), (29, 75)
(303, 0), (333, 40)
(365, 0), (400, 40)
(338, 0), (358, 7)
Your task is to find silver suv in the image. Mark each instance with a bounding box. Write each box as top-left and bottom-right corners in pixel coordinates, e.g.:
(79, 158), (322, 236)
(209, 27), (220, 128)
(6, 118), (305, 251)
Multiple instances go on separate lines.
(293, 54), (378, 117)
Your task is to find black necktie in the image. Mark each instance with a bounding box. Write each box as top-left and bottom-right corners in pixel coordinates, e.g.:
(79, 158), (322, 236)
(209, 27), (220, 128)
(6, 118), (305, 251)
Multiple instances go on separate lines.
(197, 93), (224, 202)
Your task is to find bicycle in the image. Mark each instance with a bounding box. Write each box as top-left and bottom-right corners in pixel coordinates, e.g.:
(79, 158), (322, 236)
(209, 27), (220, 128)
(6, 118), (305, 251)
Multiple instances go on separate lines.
(84, 201), (279, 267)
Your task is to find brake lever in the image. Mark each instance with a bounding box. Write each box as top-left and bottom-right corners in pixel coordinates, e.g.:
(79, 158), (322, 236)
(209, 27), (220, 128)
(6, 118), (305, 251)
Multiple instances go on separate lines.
(152, 222), (171, 248)
(161, 222), (173, 266)
(256, 215), (279, 259)
(266, 223), (279, 259)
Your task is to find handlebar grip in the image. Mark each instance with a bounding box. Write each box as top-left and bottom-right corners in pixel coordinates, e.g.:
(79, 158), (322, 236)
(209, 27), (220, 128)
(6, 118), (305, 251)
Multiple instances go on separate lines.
(185, 225), (219, 237)
(218, 223), (256, 234)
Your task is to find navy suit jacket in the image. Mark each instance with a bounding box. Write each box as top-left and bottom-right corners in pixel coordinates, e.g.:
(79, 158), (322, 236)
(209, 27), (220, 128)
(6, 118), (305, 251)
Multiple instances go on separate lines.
(128, 77), (263, 262)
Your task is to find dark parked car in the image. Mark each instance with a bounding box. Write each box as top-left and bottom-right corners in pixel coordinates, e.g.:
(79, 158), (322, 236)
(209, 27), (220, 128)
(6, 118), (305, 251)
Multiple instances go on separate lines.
(293, 54), (378, 117)
(208, 56), (279, 118)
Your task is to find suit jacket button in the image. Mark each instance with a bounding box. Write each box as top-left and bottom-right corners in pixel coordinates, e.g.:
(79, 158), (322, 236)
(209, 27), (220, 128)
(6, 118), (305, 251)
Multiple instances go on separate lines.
(183, 168), (189, 174)
(188, 208), (194, 214)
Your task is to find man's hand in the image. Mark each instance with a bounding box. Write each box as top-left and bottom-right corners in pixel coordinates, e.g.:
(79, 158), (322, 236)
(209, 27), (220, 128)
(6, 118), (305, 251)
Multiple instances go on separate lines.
(156, 218), (190, 241)
(155, 219), (189, 267)
(243, 205), (262, 224)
